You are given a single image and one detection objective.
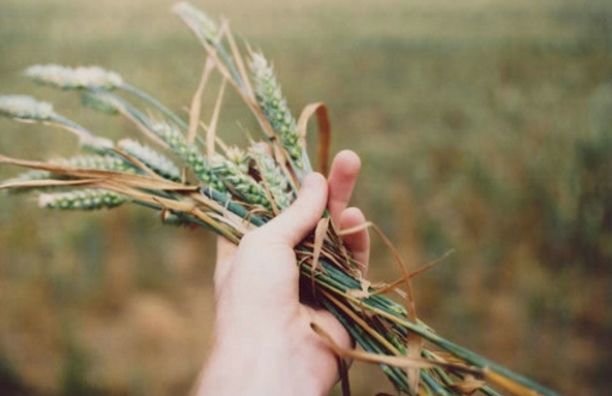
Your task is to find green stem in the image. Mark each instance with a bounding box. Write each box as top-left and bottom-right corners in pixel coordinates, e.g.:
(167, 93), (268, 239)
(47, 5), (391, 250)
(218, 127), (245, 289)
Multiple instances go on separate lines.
(304, 259), (559, 396)
(201, 187), (266, 227)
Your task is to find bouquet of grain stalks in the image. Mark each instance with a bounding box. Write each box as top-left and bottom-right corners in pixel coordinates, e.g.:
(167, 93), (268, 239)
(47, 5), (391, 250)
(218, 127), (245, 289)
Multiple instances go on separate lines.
(0, 3), (558, 396)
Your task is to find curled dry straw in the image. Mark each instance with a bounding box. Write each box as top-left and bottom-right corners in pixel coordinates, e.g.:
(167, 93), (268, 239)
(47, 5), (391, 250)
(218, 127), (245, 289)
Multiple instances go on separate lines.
(0, 3), (559, 396)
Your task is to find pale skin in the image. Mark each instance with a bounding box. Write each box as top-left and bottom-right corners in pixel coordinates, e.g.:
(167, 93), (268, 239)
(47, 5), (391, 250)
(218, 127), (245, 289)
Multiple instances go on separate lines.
(197, 150), (370, 396)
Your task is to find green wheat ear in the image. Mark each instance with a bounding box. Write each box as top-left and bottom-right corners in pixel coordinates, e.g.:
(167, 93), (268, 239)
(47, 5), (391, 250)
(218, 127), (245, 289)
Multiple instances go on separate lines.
(0, 94), (114, 153)
(249, 144), (294, 210)
(118, 139), (182, 181)
(210, 154), (271, 209)
(172, 2), (219, 45)
(151, 122), (226, 191)
(0, 95), (56, 121)
(249, 52), (305, 169)
(26, 64), (188, 130)
(224, 146), (250, 174)
(172, 2), (242, 85)
(52, 154), (133, 171)
(38, 189), (127, 210)
(24, 64), (123, 90)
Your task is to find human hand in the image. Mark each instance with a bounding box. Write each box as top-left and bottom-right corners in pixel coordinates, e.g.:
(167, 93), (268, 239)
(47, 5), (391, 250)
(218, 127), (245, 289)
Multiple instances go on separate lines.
(197, 150), (370, 396)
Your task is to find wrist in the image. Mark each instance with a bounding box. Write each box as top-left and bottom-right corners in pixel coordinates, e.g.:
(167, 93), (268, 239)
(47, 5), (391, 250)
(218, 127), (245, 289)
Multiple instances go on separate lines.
(199, 318), (328, 396)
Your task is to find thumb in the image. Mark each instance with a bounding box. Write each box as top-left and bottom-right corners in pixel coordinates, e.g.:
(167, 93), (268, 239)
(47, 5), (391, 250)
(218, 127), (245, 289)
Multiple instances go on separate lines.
(260, 172), (328, 246)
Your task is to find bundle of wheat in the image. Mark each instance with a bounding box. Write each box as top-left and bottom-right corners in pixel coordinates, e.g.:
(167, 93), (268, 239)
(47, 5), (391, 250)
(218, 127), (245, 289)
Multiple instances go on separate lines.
(0, 3), (558, 395)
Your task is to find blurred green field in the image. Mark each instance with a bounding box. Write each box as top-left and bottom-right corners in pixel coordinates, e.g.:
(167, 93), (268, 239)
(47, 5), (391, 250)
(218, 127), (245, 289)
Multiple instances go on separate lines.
(1, 0), (611, 395)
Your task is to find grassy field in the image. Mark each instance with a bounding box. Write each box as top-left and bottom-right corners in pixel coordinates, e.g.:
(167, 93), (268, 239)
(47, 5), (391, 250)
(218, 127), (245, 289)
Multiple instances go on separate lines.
(1, 0), (611, 394)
